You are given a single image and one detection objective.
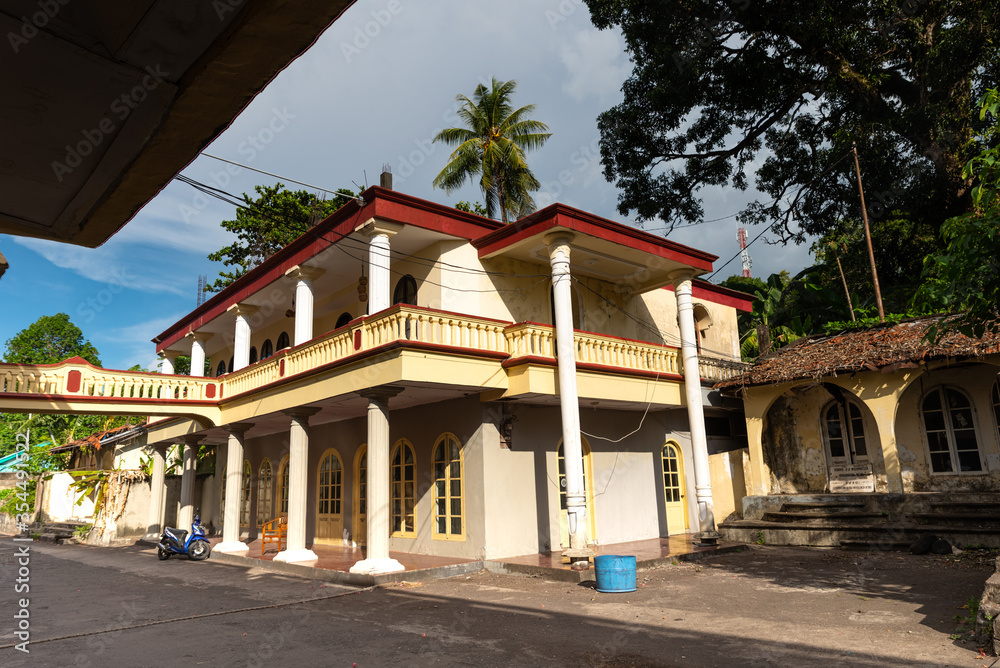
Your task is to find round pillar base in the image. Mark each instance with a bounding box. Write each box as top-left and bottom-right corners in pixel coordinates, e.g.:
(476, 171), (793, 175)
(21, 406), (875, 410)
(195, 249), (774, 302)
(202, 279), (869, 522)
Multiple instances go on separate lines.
(274, 548), (318, 563)
(349, 557), (405, 575)
(214, 540), (250, 555)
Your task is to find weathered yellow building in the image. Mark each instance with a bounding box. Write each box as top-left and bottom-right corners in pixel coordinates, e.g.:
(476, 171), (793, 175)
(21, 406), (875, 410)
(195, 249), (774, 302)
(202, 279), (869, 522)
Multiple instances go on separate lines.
(717, 319), (1000, 547)
(1, 187), (754, 568)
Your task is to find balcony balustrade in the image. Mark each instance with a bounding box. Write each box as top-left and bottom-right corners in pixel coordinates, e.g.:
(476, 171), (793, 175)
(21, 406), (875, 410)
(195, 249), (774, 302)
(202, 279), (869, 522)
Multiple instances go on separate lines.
(0, 306), (748, 409)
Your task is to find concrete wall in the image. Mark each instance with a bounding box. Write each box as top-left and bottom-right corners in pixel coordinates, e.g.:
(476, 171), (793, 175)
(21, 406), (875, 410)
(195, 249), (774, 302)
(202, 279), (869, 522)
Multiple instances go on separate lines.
(202, 394), (739, 560)
(37, 472), (94, 522)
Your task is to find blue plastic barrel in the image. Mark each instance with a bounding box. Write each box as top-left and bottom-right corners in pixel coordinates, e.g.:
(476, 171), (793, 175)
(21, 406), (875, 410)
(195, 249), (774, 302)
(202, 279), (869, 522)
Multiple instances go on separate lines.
(594, 554), (636, 593)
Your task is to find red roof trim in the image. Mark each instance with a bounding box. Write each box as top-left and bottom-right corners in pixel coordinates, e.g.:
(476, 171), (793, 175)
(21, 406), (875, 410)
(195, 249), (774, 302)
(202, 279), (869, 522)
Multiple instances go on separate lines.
(472, 203), (717, 271)
(154, 188), (503, 352)
(664, 280), (754, 312)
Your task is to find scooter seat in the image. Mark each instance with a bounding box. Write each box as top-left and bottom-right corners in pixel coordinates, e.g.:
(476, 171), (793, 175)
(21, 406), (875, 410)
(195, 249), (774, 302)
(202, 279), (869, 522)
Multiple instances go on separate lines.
(166, 528), (188, 542)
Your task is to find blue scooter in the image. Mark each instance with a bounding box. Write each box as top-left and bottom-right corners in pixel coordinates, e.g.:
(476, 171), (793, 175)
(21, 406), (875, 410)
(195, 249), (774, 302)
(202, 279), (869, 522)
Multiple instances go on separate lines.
(157, 514), (211, 561)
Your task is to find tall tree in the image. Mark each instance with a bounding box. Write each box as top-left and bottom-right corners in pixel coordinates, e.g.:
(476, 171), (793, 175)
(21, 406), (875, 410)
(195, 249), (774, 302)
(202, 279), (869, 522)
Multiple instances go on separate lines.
(207, 184), (355, 292)
(584, 1), (999, 245)
(432, 78), (552, 223)
(919, 89), (1000, 338)
(4, 313), (100, 365)
(1, 314), (131, 456)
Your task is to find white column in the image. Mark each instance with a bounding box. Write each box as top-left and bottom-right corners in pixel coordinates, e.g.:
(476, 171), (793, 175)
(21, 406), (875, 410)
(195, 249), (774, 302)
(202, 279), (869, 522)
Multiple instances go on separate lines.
(177, 436), (201, 530)
(186, 332), (213, 377)
(671, 269), (720, 544)
(275, 408), (320, 563)
(216, 423), (252, 554)
(226, 303), (260, 371)
(159, 351), (179, 375)
(285, 266), (326, 346)
(351, 386), (405, 575)
(356, 220), (402, 314)
(544, 232), (592, 561)
(143, 445), (167, 541)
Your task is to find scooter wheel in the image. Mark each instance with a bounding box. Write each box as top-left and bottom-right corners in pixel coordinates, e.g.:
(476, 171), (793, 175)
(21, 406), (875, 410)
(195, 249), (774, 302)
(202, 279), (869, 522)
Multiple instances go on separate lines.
(188, 541), (211, 561)
(157, 547), (171, 561)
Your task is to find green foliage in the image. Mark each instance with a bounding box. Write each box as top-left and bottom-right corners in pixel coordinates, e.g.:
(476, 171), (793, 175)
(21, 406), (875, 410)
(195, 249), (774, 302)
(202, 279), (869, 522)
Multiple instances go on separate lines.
(918, 89), (1000, 340)
(583, 1), (997, 246)
(73, 523), (91, 539)
(454, 200), (489, 216)
(433, 78), (551, 224)
(3, 313), (100, 365)
(206, 183), (356, 292)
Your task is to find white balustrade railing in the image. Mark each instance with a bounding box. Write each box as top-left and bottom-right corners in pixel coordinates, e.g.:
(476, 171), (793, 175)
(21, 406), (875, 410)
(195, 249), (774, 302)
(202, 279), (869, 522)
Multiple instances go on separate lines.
(0, 361), (218, 401)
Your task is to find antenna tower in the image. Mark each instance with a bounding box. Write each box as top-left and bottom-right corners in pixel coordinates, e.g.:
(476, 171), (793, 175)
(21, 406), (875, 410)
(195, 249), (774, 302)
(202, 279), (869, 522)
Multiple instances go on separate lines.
(738, 227), (752, 278)
(197, 274), (207, 307)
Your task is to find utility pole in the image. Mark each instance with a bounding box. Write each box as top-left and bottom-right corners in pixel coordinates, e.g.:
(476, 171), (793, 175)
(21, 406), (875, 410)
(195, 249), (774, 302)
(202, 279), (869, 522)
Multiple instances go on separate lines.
(829, 242), (856, 322)
(851, 142), (885, 323)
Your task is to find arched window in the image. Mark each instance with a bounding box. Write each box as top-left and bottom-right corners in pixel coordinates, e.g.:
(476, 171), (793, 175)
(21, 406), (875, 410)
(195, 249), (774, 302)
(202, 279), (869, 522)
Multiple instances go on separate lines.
(240, 460), (252, 526)
(432, 433), (464, 539)
(353, 445), (367, 545)
(392, 275), (418, 306)
(229, 356), (234, 372)
(317, 450), (343, 516)
(922, 387), (983, 473)
(260, 339), (273, 360)
(823, 399), (868, 465)
(216, 360), (227, 377)
(390, 440), (416, 536)
(257, 459), (273, 526)
(249, 346), (258, 365)
(335, 312), (353, 329)
(661, 441), (688, 532)
(276, 331), (290, 350)
(277, 456), (289, 515)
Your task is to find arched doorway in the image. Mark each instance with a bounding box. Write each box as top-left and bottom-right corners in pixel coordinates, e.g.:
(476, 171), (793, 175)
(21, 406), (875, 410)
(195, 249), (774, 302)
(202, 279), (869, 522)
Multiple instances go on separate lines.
(661, 442), (688, 534)
(352, 445), (367, 546)
(315, 448), (344, 544)
(257, 459), (273, 527)
(557, 439), (596, 549)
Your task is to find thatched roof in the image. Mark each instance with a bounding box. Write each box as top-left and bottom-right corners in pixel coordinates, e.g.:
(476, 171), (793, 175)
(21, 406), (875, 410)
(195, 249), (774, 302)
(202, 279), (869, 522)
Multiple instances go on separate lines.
(715, 316), (1000, 392)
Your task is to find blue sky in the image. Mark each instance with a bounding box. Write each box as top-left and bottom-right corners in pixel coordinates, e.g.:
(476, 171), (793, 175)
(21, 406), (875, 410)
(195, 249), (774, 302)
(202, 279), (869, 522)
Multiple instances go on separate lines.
(0, 0), (815, 371)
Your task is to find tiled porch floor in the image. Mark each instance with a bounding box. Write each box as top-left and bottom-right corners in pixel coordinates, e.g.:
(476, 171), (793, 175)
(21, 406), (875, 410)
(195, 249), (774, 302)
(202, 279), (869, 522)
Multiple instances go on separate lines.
(207, 536), (475, 573)
(501, 534), (737, 571)
(207, 533), (735, 578)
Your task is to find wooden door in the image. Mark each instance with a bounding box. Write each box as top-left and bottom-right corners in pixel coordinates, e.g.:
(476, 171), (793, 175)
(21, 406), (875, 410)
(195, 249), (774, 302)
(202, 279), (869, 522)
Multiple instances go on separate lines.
(661, 442), (689, 534)
(315, 449), (344, 544)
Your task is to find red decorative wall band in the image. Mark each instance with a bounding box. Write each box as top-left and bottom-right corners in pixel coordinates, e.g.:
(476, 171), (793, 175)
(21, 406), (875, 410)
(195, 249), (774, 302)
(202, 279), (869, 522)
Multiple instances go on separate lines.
(279, 359), (285, 377)
(354, 330), (362, 351)
(66, 370), (82, 393)
(205, 384), (216, 399)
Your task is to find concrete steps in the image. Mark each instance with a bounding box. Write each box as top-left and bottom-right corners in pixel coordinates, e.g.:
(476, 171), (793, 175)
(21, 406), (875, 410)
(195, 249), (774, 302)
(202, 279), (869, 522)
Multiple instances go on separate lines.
(719, 493), (1000, 550)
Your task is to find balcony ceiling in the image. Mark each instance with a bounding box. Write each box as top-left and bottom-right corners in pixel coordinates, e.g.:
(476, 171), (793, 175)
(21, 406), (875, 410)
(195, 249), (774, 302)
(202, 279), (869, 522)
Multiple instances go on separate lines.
(0, 0), (354, 247)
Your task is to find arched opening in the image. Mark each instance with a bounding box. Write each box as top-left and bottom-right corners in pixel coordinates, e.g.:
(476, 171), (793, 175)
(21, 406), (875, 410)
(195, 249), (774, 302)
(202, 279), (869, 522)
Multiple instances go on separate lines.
(352, 445), (367, 546)
(239, 460), (251, 529)
(216, 360), (227, 377)
(260, 338), (273, 360)
(256, 458), (273, 527)
(276, 331), (290, 350)
(249, 346), (258, 365)
(315, 448), (344, 544)
(661, 441), (688, 534)
(922, 386), (983, 473)
(276, 456), (289, 518)
(393, 275), (418, 306)
(335, 312), (353, 329)
(432, 433), (464, 540)
(390, 439), (416, 537)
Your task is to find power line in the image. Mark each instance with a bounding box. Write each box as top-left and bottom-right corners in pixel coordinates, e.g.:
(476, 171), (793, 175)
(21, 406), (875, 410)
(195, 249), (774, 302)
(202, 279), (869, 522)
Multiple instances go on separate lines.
(200, 153), (352, 197)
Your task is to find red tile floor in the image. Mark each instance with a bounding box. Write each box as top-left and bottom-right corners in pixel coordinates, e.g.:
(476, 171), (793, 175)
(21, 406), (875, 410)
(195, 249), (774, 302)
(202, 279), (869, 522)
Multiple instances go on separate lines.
(208, 533), (730, 576)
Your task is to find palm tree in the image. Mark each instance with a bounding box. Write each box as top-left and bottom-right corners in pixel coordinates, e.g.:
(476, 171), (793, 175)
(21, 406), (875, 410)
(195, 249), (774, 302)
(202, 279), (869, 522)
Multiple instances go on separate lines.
(432, 78), (551, 223)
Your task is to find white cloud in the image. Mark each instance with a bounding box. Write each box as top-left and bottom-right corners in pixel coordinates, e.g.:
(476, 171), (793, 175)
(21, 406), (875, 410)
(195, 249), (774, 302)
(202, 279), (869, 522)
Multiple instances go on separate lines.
(559, 29), (629, 103)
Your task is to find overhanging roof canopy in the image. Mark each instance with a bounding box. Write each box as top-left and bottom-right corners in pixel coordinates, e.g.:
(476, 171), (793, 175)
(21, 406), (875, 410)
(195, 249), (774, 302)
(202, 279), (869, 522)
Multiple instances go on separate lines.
(473, 204), (718, 294)
(0, 0), (354, 247)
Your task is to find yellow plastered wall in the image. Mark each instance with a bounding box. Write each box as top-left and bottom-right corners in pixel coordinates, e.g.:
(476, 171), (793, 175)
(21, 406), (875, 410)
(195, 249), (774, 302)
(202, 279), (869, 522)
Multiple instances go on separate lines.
(708, 448), (749, 521)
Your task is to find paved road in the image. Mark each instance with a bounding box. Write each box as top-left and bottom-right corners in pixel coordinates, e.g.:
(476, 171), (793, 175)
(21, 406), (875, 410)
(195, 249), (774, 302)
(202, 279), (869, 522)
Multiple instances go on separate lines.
(0, 538), (994, 667)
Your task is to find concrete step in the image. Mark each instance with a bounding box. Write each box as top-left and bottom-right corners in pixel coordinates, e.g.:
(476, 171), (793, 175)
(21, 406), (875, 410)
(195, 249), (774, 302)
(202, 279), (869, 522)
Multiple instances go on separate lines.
(720, 519), (1000, 549)
(913, 513), (1000, 525)
(781, 501), (866, 510)
(763, 511), (885, 522)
